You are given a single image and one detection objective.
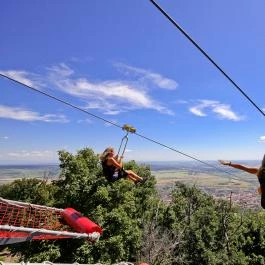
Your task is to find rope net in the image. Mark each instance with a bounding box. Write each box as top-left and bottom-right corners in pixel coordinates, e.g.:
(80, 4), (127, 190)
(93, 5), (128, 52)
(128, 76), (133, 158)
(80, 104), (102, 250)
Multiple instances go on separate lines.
(0, 198), (102, 245)
(0, 199), (62, 231)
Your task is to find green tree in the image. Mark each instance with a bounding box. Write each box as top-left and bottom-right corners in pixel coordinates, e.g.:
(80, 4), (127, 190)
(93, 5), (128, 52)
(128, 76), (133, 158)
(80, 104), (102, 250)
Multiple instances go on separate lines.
(53, 148), (157, 264)
(160, 182), (249, 265)
(239, 210), (265, 264)
(0, 178), (58, 206)
(2, 147), (156, 264)
(4, 149), (265, 264)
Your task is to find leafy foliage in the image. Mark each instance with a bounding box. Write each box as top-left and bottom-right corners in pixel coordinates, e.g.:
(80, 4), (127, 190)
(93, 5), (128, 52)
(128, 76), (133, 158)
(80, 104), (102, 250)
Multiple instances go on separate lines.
(1, 148), (265, 264)
(0, 178), (58, 205)
(0, 148), (156, 264)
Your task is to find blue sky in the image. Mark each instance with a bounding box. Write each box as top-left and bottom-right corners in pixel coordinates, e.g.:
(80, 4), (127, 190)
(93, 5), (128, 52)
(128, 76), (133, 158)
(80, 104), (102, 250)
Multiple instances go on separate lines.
(0, 0), (265, 164)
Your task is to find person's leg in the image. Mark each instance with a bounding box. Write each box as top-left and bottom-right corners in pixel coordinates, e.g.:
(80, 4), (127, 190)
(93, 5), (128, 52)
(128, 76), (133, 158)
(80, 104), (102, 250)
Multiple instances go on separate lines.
(117, 168), (143, 183)
(126, 175), (138, 182)
(125, 170), (143, 182)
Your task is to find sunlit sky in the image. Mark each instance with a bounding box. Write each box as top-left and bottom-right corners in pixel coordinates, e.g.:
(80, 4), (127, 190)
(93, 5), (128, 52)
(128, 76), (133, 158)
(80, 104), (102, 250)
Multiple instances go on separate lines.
(0, 0), (265, 164)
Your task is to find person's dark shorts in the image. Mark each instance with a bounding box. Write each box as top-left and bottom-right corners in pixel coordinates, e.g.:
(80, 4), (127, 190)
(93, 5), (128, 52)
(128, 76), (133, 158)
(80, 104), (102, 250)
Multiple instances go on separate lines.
(258, 168), (265, 185)
(258, 167), (265, 209)
(118, 168), (128, 179)
(110, 168), (128, 182)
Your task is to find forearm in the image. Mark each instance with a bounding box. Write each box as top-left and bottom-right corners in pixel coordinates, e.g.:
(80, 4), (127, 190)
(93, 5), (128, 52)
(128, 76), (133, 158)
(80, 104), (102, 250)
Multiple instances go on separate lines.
(115, 160), (123, 168)
(110, 158), (123, 168)
(230, 163), (258, 174)
(117, 156), (123, 165)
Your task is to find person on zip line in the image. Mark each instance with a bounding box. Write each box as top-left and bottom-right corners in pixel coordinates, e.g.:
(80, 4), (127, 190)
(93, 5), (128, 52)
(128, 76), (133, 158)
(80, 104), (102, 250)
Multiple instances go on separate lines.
(219, 155), (265, 209)
(100, 147), (143, 184)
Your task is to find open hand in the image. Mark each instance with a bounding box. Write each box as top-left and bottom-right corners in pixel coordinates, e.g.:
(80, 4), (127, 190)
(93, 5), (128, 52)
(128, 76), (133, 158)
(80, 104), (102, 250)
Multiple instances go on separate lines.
(218, 160), (230, 166)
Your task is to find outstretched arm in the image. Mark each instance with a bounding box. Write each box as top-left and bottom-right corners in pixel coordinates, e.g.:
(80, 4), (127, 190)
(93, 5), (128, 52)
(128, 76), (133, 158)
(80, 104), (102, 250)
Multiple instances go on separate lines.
(219, 160), (259, 175)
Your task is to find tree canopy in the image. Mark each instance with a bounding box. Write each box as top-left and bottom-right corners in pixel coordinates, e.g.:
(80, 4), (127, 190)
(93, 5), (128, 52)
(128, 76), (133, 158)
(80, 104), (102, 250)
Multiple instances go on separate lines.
(1, 147), (265, 265)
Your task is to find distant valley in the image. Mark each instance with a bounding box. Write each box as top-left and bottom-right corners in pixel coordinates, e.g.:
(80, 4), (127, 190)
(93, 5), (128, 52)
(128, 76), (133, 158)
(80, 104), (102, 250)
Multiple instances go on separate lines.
(0, 161), (261, 208)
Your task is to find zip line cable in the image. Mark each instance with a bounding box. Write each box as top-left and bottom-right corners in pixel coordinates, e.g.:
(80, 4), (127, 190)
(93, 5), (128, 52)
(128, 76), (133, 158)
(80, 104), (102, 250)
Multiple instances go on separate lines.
(135, 131), (243, 181)
(0, 72), (240, 180)
(149, 0), (265, 118)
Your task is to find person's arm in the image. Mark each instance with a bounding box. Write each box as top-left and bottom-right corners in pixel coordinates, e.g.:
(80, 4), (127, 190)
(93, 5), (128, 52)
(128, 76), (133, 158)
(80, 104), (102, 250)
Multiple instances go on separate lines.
(117, 155), (123, 164)
(219, 160), (259, 174)
(114, 155), (123, 163)
(108, 157), (123, 168)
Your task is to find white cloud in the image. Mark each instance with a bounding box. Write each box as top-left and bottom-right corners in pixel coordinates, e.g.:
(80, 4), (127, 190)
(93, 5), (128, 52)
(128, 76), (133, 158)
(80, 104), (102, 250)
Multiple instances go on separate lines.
(176, 100), (188, 104)
(1, 63), (175, 117)
(189, 100), (243, 121)
(212, 104), (242, 121)
(103, 110), (123, 115)
(0, 136), (9, 143)
(0, 105), (69, 123)
(260, 136), (265, 142)
(0, 70), (43, 88)
(47, 64), (174, 116)
(77, 118), (93, 124)
(125, 149), (133, 153)
(189, 107), (207, 117)
(69, 56), (93, 63)
(47, 63), (74, 77)
(114, 62), (178, 90)
(7, 150), (55, 159)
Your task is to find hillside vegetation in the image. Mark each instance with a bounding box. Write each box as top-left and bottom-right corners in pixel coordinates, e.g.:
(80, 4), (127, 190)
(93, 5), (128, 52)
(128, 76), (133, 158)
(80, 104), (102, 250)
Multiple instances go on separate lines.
(0, 148), (265, 265)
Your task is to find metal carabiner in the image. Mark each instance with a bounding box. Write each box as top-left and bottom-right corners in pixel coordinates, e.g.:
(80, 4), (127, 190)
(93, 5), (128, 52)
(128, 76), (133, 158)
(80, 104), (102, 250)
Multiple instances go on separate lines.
(117, 132), (129, 158)
(117, 124), (136, 158)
